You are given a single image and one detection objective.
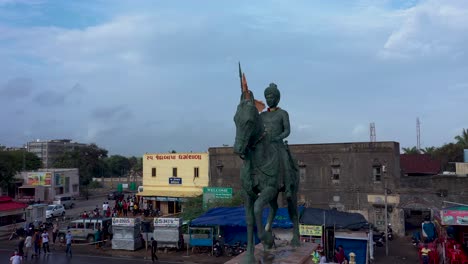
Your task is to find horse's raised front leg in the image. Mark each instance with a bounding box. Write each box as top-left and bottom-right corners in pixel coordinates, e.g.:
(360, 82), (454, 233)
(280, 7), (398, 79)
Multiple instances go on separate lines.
(244, 193), (256, 264)
(254, 186), (277, 251)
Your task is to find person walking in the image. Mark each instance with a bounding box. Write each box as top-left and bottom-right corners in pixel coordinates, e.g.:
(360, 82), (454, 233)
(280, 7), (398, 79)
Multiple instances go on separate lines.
(17, 237), (25, 257)
(52, 222), (58, 244)
(123, 200), (128, 217)
(41, 230), (50, 254)
(95, 227), (101, 249)
(65, 230), (73, 257)
(150, 237), (158, 263)
(24, 233), (32, 259)
(9, 250), (22, 264)
(33, 230), (41, 258)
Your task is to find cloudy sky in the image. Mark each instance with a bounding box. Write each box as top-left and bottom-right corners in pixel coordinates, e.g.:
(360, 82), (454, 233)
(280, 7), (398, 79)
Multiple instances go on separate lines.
(0, 0), (467, 156)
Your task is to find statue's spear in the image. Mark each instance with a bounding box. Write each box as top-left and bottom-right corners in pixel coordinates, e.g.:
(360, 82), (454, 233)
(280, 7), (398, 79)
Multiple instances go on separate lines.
(238, 62), (265, 112)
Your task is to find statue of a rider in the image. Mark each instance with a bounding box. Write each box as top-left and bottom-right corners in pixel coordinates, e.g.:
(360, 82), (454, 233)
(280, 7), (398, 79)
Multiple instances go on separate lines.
(260, 83), (296, 198)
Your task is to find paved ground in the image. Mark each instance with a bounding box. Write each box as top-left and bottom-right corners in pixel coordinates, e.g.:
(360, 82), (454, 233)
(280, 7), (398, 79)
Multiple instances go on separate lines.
(373, 236), (420, 264)
(0, 248), (183, 264)
(0, 238), (232, 264)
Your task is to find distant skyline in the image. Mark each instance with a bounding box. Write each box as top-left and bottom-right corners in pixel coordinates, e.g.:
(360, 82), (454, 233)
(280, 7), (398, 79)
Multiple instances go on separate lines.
(1, 0), (467, 156)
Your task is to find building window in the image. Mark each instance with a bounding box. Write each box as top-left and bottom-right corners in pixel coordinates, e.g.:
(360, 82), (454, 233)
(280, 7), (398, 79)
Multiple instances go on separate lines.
(152, 167), (156, 177)
(331, 165), (340, 181)
(194, 167), (199, 178)
(172, 167), (177, 177)
(72, 184), (78, 192)
(373, 166), (382, 182)
(299, 167), (306, 183)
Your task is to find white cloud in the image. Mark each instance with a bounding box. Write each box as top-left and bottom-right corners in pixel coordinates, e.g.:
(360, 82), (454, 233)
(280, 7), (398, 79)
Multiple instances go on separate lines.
(379, 0), (468, 60)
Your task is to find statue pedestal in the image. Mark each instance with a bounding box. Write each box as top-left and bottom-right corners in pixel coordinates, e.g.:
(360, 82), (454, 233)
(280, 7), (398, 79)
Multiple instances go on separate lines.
(225, 241), (317, 264)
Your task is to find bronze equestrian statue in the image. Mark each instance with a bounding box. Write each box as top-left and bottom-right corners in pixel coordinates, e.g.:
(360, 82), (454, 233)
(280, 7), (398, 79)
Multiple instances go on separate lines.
(233, 68), (300, 263)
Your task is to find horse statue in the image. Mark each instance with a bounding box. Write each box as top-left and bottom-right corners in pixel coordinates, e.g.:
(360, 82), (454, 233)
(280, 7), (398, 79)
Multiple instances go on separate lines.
(233, 85), (300, 263)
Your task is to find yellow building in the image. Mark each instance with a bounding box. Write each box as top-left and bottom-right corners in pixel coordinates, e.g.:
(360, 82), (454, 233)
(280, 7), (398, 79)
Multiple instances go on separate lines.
(139, 152), (209, 215)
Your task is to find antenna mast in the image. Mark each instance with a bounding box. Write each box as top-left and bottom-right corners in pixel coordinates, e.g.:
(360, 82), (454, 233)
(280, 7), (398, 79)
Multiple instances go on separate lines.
(370, 122), (376, 142)
(417, 117), (421, 152)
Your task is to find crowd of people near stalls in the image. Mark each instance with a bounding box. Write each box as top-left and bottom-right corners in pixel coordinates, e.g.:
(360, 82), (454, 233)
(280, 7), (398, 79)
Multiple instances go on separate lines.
(81, 195), (161, 219)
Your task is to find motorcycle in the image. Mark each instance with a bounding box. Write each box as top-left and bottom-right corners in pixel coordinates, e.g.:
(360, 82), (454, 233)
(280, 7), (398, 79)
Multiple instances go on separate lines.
(387, 225), (394, 241)
(373, 232), (384, 247)
(225, 242), (246, 257)
(213, 240), (223, 257)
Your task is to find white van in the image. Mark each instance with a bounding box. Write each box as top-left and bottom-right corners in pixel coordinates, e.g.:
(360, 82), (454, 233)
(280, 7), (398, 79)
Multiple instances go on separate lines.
(53, 195), (74, 209)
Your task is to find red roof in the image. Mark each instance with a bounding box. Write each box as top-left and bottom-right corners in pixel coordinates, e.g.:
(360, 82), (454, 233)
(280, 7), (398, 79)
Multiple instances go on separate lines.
(400, 154), (441, 175)
(0, 196), (28, 211)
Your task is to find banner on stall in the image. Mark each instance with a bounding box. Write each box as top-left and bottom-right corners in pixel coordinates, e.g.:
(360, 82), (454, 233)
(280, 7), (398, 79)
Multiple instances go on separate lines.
(441, 209), (468, 226)
(112, 217), (140, 227)
(299, 224), (323, 236)
(154, 217), (182, 227)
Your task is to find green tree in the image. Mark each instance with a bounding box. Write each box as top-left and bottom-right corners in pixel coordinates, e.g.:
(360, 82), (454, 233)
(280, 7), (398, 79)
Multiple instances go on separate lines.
(421, 146), (437, 156)
(128, 156), (143, 175)
(0, 152), (17, 195)
(0, 150), (40, 196)
(53, 143), (108, 186)
(455, 128), (468, 147)
(12, 150), (42, 170)
(433, 143), (464, 171)
(402, 146), (421, 154)
(105, 155), (131, 177)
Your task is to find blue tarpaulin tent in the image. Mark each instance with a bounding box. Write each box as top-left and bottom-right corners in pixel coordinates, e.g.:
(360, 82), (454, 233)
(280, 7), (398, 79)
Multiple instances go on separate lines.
(190, 206), (302, 244)
(300, 208), (368, 230)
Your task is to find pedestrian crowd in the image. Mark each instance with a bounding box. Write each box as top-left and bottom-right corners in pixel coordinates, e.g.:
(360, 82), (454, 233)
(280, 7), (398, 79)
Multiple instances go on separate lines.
(80, 194), (161, 220)
(11, 221), (70, 261)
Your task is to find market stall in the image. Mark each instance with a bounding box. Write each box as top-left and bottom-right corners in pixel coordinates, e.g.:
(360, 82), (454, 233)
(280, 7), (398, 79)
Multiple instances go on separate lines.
(300, 208), (370, 264)
(111, 217), (143, 251)
(439, 206), (468, 264)
(153, 217), (183, 249)
(189, 206), (300, 245)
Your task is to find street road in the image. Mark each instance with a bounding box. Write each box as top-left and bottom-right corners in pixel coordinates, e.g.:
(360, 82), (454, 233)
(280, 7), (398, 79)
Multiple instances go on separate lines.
(50, 191), (135, 221)
(0, 249), (182, 264)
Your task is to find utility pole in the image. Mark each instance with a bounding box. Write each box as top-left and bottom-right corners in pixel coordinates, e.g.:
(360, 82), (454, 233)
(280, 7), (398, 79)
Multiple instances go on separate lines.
(22, 146), (26, 171)
(384, 178), (389, 256)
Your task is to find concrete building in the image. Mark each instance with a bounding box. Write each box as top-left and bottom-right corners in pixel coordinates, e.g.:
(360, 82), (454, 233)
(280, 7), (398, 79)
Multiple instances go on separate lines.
(399, 154), (468, 235)
(15, 168), (80, 202)
(139, 152), (209, 215)
(26, 139), (87, 168)
(209, 142), (401, 233)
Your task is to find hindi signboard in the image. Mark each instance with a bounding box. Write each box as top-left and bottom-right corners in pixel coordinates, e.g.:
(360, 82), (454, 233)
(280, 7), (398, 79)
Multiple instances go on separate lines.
(299, 224), (323, 236)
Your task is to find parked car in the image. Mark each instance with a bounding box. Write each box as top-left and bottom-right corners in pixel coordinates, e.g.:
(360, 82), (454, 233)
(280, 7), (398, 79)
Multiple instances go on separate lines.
(46, 204), (65, 219)
(108, 191), (124, 200)
(53, 195), (75, 209)
(58, 217), (112, 243)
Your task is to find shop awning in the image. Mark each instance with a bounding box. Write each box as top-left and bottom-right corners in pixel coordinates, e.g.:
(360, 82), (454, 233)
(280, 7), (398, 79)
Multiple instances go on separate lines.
(137, 189), (202, 198)
(0, 196), (28, 212)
